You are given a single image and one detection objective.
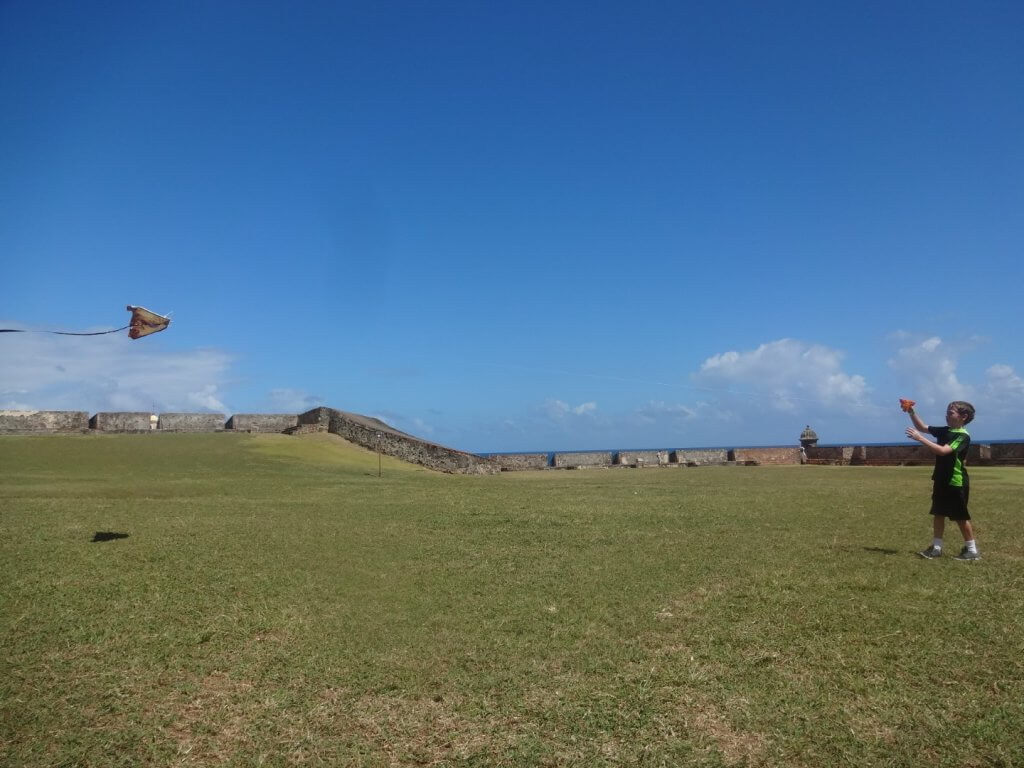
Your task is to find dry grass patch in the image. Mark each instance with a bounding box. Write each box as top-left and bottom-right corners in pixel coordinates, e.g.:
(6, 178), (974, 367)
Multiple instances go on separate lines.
(326, 690), (505, 766)
(680, 697), (768, 766)
(164, 671), (258, 764)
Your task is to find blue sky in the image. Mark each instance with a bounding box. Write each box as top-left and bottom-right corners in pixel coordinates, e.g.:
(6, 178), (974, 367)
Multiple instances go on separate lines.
(2, 1), (1022, 452)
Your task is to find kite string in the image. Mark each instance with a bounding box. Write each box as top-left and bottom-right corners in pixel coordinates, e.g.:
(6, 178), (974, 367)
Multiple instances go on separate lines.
(0, 325), (131, 336)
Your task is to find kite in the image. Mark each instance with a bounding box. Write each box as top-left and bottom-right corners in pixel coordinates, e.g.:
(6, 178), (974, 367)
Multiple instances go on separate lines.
(0, 305), (171, 339)
(126, 305), (171, 338)
(899, 398), (916, 412)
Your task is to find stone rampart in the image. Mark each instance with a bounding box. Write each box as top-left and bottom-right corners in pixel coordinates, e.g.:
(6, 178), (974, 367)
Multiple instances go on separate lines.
(672, 448), (728, 466)
(297, 407), (332, 430)
(732, 447), (802, 465)
(89, 412), (152, 432)
(806, 443), (1018, 466)
(287, 424), (327, 435)
(226, 413), (298, 432)
(553, 451), (613, 469)
(159, 413), (226, 432)
(806, 446), (867, 465)
(0, 410), (89, 434)
(990, 443), (1024, 462)
(6, 404), (1024, 470)
(805, 446), (848, 464)
(863, 444), (933, 465)
(321, 408), (499, 475)
(616, 450), (668, 466)
(490, 453), (550, 471)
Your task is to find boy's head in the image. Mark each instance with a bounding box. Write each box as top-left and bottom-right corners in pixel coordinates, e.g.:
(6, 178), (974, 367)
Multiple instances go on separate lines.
(947, 401), (975, 426)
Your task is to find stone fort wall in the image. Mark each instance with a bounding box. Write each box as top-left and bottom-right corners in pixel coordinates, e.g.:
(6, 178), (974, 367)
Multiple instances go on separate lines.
(0, 410), (89, 433)
(90, 412), (153, 432)
(0, 407), (498, 475)
(226, 413), (299, 432)
(159, 413), (226, 432)
(2, 409), (1022, 470)
(313, 407), (498, 475)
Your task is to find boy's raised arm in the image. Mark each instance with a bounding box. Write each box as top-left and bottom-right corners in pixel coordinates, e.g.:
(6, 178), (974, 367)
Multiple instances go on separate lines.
(908, 406), (929, 432)
(904, 401), (953, 455)
(901, 398), (928, 430)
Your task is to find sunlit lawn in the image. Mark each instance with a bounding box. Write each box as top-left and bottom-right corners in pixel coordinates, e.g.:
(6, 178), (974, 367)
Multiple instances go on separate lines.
(2, 433), (1023, 766)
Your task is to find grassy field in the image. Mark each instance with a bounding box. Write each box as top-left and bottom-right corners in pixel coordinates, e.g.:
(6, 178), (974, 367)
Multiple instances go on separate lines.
(2, 433), (1023, 767)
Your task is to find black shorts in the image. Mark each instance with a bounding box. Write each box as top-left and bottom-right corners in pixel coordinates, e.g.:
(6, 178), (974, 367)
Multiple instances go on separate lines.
(930, 483), (970, 520)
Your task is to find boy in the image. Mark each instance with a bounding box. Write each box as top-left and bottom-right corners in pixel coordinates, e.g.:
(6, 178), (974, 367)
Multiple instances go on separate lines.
(904, 400), (979, 560)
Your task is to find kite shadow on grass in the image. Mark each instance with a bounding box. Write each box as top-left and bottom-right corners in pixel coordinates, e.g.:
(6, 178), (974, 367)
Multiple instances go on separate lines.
(92, 532), (129, 543)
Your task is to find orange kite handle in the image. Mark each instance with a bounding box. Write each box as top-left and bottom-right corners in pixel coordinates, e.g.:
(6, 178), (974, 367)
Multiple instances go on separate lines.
(899, 398), (916, 412)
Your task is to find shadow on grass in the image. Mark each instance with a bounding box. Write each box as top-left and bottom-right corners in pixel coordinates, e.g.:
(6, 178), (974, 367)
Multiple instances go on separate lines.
(863, 546), (900, 555)
(92, 531), (129, 543)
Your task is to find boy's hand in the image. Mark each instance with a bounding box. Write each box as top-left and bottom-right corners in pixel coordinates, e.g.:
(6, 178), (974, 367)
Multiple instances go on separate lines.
(906, 427), (923, 442)
(899, 398), (916, 412)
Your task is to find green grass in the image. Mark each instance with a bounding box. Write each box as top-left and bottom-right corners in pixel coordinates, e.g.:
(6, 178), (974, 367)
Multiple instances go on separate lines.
(2, 433), (1023, 767)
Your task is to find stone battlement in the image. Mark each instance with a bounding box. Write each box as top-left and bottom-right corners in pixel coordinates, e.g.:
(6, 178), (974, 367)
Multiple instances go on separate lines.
(0, 407), (498, 475)
(2, 409), (1022, 470)
(0, 410), (89, 433)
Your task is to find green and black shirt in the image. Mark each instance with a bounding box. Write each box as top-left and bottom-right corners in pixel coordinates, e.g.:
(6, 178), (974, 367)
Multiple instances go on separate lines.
(928, 426), (970, 488)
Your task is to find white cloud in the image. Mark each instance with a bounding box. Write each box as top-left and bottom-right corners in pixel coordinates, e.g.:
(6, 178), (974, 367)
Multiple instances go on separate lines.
(0, 331), (233, 413)
(635, 400), (697, 425)
(541, 399), (599, 422)
(187, 385), (229, 412)
(695, 338), (869, 411)
(0, 397), (36, 411)
(985, 364), (1024, 414)
(545, 400), (570, 419)
(887, 335), (972, 405)
(268, 388), (323, 412)
(986, 364), (1024, 392)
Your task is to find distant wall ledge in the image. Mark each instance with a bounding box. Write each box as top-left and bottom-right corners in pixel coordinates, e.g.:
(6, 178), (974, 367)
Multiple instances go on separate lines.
(804, 443), (1024, 466)
(226, 414), (298, 432)
(91, 412), (153, 432)
(553, 452), (614, 469)
(160, 413), (226, 431)
(0, 410), (89, 433)
(2, 408), (1022, 468)
(490, 453), (549, 471)
(492, 442), (1024, 470)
